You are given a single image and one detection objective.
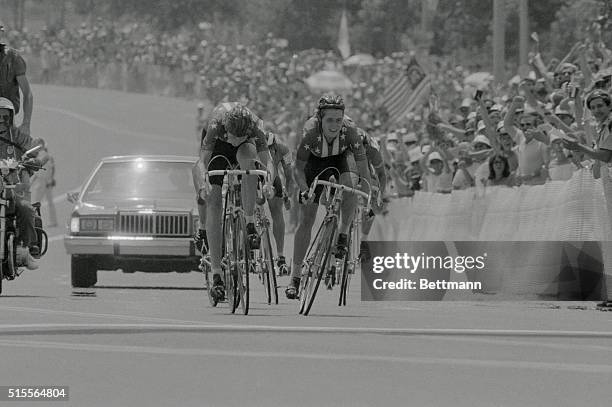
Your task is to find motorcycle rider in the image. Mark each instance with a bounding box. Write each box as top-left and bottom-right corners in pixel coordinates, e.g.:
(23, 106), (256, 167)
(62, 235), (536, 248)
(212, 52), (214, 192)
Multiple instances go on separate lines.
(0, 97), (44, 270)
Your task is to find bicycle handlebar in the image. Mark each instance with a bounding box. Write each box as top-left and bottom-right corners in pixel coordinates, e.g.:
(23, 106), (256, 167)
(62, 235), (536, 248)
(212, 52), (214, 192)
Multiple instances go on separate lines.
(207, 169), (270, 180)
(309, 179), (371, 211)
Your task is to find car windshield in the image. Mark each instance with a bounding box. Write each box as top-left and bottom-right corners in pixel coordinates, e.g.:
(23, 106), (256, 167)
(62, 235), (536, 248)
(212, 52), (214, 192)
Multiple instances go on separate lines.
(82, 160), (194, 202)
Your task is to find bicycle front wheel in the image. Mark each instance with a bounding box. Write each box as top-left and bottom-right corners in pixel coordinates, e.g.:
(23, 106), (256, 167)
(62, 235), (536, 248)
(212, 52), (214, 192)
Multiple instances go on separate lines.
(299, 217), (337, 316)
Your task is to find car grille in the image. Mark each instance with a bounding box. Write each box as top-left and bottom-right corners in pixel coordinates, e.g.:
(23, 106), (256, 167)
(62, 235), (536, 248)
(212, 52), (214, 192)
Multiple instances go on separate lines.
(119, 212), (191, 236)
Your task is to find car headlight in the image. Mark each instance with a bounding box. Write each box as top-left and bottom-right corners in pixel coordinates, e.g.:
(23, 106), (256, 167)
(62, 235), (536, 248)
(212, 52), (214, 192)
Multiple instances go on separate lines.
(74, 217), (115, 233)
(81, 218), (97, 231)
(97, 219), (115, 231)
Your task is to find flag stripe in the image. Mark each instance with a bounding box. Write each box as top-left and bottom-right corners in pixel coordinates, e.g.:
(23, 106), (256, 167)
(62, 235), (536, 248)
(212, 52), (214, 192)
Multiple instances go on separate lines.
(382, 58), (432, 124)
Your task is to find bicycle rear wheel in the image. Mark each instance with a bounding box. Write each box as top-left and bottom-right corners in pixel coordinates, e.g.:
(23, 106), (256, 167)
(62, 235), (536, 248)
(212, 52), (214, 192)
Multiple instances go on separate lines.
(262, 228), (278, 304)
(299, 217), (337, 316)
(339, 222), (357, 306)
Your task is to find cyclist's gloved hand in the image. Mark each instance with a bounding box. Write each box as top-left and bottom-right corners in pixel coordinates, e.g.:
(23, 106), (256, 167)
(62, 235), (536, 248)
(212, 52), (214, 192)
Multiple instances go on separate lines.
(24, 158), (42, 168)
(298, 190), (310, 204)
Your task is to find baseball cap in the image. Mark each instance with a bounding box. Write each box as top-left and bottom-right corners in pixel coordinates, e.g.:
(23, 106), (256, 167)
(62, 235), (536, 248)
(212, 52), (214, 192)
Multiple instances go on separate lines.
(554, 105), (573, 117)
(489, 104), (503, 113)
(403, 132), (418, 144)
(428, 151), (443, 163)
(472, 134), (492, 148)
(548, 128), (565, 143)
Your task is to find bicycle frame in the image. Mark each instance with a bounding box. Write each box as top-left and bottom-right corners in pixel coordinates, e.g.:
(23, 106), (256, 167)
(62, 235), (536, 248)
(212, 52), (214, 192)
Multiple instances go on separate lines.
(206, 167), (269, 314)
(298, 174), (371, 315)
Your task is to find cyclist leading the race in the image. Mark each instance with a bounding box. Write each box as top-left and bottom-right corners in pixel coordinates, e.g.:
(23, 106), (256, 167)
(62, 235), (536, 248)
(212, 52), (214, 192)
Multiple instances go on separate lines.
(195, 102), (275, 302)
(286, 95), (371, 299)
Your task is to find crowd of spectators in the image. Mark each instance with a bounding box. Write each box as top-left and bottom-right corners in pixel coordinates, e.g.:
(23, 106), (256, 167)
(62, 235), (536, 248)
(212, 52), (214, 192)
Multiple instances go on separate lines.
(7, 18), (612, 201)
(6, 19), (469, 147)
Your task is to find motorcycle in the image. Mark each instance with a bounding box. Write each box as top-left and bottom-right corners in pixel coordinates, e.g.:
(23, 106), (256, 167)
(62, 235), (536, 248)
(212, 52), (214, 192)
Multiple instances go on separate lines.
(0, 145), (48, 295)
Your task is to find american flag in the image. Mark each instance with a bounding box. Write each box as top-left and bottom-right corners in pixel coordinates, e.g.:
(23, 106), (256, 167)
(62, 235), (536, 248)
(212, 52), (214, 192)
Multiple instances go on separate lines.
(382, 57), (431, 124)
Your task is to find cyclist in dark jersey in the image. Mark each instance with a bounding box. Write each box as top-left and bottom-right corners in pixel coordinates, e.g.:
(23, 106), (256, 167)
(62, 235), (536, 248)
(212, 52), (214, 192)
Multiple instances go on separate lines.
(194, 102), (275, 301)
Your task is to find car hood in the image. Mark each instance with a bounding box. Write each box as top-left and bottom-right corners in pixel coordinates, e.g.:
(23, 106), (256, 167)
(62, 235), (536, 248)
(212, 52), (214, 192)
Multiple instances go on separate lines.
(75, 198), (196, 214)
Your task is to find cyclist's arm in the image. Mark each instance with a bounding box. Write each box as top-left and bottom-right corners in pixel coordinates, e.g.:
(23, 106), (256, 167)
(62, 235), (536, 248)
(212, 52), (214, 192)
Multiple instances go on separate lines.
(294, 159), (309, 192)
(17, 74), (33, 130)
(257, 149), (276, 182)
(281, 160), (294, 192)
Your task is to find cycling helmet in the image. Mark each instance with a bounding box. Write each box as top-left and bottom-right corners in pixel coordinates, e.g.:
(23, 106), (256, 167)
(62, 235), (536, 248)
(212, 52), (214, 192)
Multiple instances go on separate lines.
(223, 104), (253, 137)
(317, 95), (345, 119)
(0, 97), (15, 123)
(586, 89), (611, 109)
(267, 131), (276, 146)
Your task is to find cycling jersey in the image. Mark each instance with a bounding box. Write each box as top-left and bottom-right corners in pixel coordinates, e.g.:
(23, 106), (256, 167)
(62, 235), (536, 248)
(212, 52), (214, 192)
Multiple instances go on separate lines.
(201, 102), (267, 153)
(296, 116), (366, 162)
(269, 138), (293, 168)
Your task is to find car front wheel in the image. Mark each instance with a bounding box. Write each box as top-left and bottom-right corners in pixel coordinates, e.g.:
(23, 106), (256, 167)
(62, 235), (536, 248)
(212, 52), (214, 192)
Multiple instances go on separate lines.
(71, 255), (98, 288)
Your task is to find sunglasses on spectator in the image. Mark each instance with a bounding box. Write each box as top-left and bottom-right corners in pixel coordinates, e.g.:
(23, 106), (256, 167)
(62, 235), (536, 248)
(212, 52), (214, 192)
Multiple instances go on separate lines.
(519, 122), (536, 129)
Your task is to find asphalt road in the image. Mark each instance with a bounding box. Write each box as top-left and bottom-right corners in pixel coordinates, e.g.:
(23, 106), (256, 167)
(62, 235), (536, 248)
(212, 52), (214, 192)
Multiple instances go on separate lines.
(0, 86), (610, 407)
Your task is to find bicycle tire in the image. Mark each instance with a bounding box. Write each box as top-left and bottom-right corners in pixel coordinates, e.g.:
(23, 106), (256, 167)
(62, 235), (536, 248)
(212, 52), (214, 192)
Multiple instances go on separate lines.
(339, 222), (356, 306)
(235, 215), (249, 315)
(297, 218), (327, 314)
(301, 217), (338, 316)
(263, 228), (278, 304)
(223, 190), (238, 313)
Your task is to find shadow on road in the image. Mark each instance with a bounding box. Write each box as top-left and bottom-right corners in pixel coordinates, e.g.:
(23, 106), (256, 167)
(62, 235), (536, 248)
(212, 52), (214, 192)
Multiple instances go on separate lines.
(93, 286), (205, 290)
(0, 295), (56, 299)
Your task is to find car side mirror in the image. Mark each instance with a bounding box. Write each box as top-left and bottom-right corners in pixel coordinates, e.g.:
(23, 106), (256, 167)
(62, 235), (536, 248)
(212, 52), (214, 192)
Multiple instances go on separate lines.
(66, 192), (79, 204)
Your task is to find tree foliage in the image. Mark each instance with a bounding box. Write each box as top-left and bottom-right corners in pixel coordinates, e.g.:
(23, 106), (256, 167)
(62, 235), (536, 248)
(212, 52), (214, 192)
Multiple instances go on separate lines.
(65, 0), (609, 61)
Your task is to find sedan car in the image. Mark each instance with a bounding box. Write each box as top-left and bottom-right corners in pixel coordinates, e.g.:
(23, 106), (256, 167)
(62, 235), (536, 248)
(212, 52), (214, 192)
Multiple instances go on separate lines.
(64, 155), (200, 287)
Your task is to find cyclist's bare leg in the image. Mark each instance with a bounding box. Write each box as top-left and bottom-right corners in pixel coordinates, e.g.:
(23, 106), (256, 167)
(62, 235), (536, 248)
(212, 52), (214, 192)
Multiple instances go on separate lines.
(205, 185), (223, 276)
(236, 143), (258, 221)
(268, 197), (285, 254)
(338, 172), (357, 236)
(361, 209), (375, 238)
(289, 202), (318, 279)
(197, 202), (207, 226)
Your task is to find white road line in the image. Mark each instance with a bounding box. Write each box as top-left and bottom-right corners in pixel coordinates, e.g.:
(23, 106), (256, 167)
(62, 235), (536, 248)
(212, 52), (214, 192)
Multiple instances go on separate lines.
(0, 306), (208, 325)
(426, 333), (612, 352)
(0, 338), (610, 373)
(39, 104), (191, 146)
(1, 323), (612, 338)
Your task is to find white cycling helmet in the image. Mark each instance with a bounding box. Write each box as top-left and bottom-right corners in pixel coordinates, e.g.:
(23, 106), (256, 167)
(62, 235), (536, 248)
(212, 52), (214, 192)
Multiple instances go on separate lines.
(267, 132), (276, 146)
(0, 97), (15, 113)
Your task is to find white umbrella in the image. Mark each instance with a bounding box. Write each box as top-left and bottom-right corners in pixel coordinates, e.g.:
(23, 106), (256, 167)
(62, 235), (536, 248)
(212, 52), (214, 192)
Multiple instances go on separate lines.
(343, 53), (376, 66)
(305, 70), (354, 92)
(463, 72), (494, 89)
